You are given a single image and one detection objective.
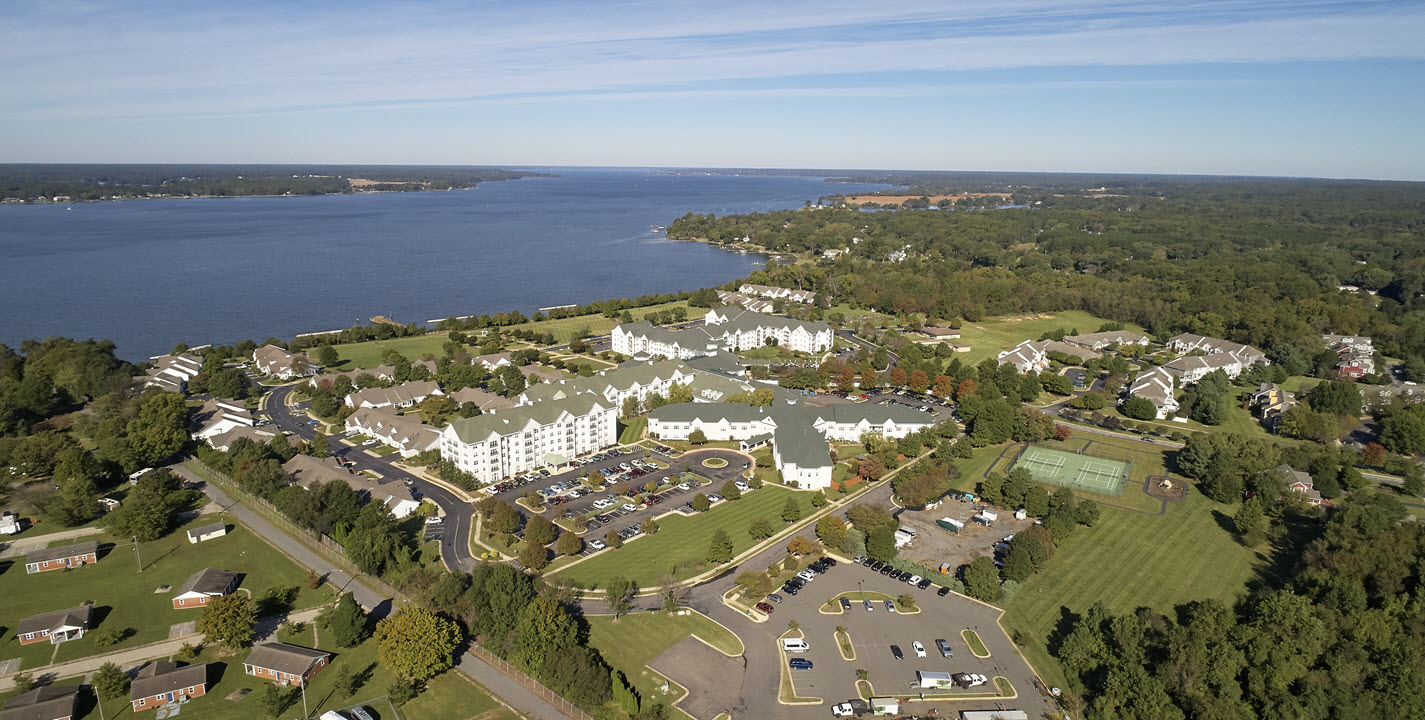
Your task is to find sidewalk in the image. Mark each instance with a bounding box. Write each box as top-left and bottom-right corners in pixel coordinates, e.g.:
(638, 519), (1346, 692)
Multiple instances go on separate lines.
(0, 527), (103, 559)
(455, 651), (574, 720)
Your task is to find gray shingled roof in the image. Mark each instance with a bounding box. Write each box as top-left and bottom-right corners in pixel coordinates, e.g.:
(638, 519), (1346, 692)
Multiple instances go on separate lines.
(244, 642), (330, 675)
(174, 568), (237, 597)
(0, 685), (78, 720)
(16, 605), (91, 637)
(25, 540), (99, 566)
(131, 662), (208, 700)
(446, 395), (611, 444)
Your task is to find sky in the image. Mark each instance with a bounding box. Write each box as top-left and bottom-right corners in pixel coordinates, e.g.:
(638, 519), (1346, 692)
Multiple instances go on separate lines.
(3, 1), (1423, 180)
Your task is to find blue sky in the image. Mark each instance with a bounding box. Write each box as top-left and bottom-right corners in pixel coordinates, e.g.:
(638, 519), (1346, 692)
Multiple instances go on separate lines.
(3, 1), (1423, 179)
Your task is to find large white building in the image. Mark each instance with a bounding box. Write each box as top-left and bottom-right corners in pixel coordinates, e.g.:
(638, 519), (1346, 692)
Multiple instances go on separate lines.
(646, 403), (935, 490)
(344, 407), (442, 458)
(1163, 353), (1247, 384)
(1165, 334), (1267, 365)
(518, 359), (753, 408)
(996, 340), (1051, 374)
(611, 309), (833, 359)
(1125, 367), (1179, 419)
(440, 396), (617, 485)
(144, 353), (204, 393)
(344, 380), (443, 409)
(253, 345), (316, 379)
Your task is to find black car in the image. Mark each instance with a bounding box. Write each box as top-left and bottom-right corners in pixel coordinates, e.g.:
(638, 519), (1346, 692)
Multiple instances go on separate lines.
(787, 576), (806, 588)
(890, 645), (905, 660)
(840, 597), (852, 610)
(879, 566), (893, 576)
(937, 586), (950, 597)
(861, 557), (875, 567)
(870, 560), (884, 571)
(781, 584), (800, 596)
(917, 578), (932, 589)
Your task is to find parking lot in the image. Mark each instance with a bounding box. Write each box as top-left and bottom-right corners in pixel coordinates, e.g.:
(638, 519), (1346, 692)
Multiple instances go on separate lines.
(485, 446), (749, 555)
(765, 558), (1035, 709)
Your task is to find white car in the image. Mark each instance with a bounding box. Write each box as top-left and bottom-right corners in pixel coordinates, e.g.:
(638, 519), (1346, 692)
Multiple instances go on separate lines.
(621, 503), (637, 512)
(424, 517), (443, 525)
(907, 574), (922, 586)
(592, 498), (613, 509)
(588, 539), (607, 550)
(735, 481), (751, 492)
(796, 570), (816, 583)
(912, 641), (926, 658)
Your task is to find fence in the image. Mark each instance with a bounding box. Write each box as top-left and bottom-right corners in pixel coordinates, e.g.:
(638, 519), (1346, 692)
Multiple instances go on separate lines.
(467, 644), (595, 720)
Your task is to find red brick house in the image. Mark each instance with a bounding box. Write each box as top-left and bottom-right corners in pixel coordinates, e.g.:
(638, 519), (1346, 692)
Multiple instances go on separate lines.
(243, 642), (331, 686)
(130, 662), (207, 712)
(17, 605), (92, 646)
(171, 568), (238, 609)
(24, 541), (99, 574)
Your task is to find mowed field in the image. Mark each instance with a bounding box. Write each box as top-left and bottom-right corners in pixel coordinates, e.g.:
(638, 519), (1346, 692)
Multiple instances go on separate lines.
(0, 514), (329, 671)
(985, 436), (1168, 514)
(954, 311), (1144, 366)
(1002, 490), (1264, 688)
(586, 610), (744, 720)
(518, 300), (694, 345)
(554, 485), (815, 588)
(331, 333), (455, 369)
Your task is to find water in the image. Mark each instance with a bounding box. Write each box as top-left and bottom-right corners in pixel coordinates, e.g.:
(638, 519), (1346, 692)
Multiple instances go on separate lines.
(0, 168), (889, 361)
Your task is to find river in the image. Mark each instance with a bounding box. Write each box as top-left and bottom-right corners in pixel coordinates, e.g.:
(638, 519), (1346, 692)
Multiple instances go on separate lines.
(0, 168), (888, 360)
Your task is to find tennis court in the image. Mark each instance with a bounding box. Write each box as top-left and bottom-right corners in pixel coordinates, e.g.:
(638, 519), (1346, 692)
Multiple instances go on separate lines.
(1012, 446), (1129, 496)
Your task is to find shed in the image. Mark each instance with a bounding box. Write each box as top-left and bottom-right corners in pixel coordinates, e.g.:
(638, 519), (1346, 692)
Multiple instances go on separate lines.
(187, 522), (227, 544)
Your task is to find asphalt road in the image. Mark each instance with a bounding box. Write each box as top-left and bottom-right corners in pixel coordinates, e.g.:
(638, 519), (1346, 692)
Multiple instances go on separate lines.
(262, 384), (477, 570)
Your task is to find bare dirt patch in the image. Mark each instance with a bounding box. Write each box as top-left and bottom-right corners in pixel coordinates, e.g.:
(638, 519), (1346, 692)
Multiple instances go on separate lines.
(896, 502), (1036, 571)
(1144, 475), (1187, 503)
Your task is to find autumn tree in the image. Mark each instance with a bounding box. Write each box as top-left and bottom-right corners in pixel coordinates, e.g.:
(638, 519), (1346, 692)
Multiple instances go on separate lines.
(375, 606), (464, 681)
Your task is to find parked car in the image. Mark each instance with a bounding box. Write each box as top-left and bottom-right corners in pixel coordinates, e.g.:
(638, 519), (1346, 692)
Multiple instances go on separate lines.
(935, 639), (953, 658)
(913, 641), (926, 658)
(840, 597), (852, 611)
(767, 594), (784, 604)
(889, 645), (904, 660)
(781, 584), (800, 596)
(424, 516), (443, 525)
(907, 574), (922, 586)
(917, 578), (932, 590)
(621, 503), (637, 512)
(884, 600), (895, 612)
(937, 586), (950, 597)
(864, 600), (874, 612)
(588, 539), (607, 551)
(755, 602), (775, 614)
(788, 658), (813, 670)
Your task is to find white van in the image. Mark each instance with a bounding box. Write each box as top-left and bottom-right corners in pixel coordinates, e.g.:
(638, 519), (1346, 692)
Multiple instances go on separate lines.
(781, 638), (810, 653)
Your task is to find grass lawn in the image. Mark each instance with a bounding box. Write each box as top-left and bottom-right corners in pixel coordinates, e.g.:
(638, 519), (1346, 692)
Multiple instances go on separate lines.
(554, 486), (815, 588)
(330, 334), (456, 369)
(518, 301), (694, 345)
(618, 416), (648, 445)
(69, 623), (518, 720)
(981, 436), (1169, 514)
(586, 610), (743, 719)
(0, 514), (331, 672)
(954, 311), (1143, 367)
(1002, 490), (1263, 689)
(1279, 375), (1324, 393)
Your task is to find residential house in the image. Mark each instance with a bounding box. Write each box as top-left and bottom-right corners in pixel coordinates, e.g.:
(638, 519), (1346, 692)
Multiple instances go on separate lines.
(283, 454), (421, 518)
(518, 359), (753, 409)
(1038, 339), (1102, 363)
(0, 685), (79, 720)
(1278, 464), (1333, 507)
(441, 396), (617, 485)
(448, 386), (518, 413)
(143, 353), (204, 393)
(1165, 334), (1267, 365)
(473, 352), (514, 371)
(919, 326), (961, 340)
(996, 340), (1051, 374)
(343, 407), (442, 458)
(24, 541), (99, 574)
(1062, 331), (1150, 351)
(1250, 383), (1295, 429)
(1164, 353), (1246, 384)
(344, 380), (443, 409)
(16, 605), (92, 645)
(252, 345), (315, 379)
(243, 642), (331, 686)
(519, 364), (565, 385)
(186, 522), (227, 544)
(205, 425), (276, 452)
(171, 568), (238, 609)
(738, 283), (817, 304)
(1126, 367), (1178, 419)
(130, 662), (207, 712)
(821, 248), (846, 259)
(190, 398), (256, 443)
(613, 310), (833, 358)
(611, 321), (713, 360)
(1323, 334), (1375, 378)
(716, 290), (775, 314)
(646, 403), (934, 491)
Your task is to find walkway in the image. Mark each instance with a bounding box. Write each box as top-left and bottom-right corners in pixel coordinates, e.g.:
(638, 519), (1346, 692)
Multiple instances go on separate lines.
(0, 527), (103, 558)
(455, 652), (576, 720)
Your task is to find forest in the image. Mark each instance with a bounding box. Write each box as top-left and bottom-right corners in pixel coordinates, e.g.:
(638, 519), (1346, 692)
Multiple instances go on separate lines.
(0, 163), (543, 201)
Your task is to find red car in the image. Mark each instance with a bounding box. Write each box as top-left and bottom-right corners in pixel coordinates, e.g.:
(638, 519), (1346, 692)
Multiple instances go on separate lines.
(755, 602), (775, 614)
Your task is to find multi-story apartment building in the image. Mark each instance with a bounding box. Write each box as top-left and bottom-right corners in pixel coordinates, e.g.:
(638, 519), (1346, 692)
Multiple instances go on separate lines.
(440, 396), (616, 484)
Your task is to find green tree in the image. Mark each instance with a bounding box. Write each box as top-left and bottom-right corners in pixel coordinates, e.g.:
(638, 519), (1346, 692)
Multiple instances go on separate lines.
(92, 662), (130, 701)
(722, 481), (742, 500)
(962, 556), (1003, 602)
(375, 606), (463, 681)
(519, 541), (549, 572)
(810, 490), (827, 508)
(612, 669), (641, 716)
(1076, 499), (1102, 526)
(816, 515), (848, 548)
(605, 528), (623, 549)
(208, 367), (248, 399)
(260, 684), (296, 717)
(316, 345), (341, 367)
(749, 516), (775, 539)
(387, 677), (418, 705)
(198, 594), (255, 648)
(556, 531), (583, 556)
(691, 492), (710, 512)
(706, 528), (734, 564)
(308, 429), (331, 458)
(1234, 498), (1267, 546)
(866, 526), (897, 562)
(603, 576), (635, 618)
(781, 496), (802, 523)
(512, 597), (579, 676)
(525, 514), (557, 546)
(127, 392), (189, 466)
(688, 428), (707, 445)
(325, 592), (369, 648)
(1122, 396), (1159, 420)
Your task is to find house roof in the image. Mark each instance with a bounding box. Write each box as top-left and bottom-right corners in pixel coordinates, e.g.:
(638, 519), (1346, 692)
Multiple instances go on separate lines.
(705, 308), (830, 338)
(244, 642), (331, 676)
(449, 387), (518, 411)
(1062, 330), (1149, 348)
(17, 605), (91, 637)
(347, 380), (441, 407)
(1164, 353), (1243, 374)
(0, 685), (79, 720)
(1167, 334), (1265, 363)
(519, 364), (566, 384)
(1129, 367), (1176, 406)
(344, 407), (441, 451)
(205, 425), (275, 450)
(284, 455), (354, 488)
(920, 326), (960, 337)
(446, 395), (611, 445)
(175, 568), (237, 597)
(1276, 464), (1314, 487)
(131, 662), (208, 700)
(187, 521), (226, 539)
(25, 541), (99, 565)
(1037, 339), (1102, 361)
